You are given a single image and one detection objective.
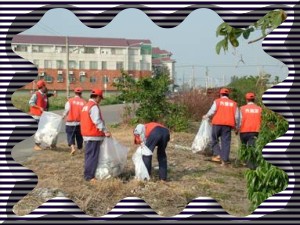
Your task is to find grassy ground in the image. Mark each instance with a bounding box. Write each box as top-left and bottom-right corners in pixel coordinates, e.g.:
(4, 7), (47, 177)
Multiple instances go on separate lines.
(13, 124), (250, 217)
(11, 92), (122, 113)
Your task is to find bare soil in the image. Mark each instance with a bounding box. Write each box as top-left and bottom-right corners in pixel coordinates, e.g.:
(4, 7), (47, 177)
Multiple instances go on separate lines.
(13, 123), (250, 217)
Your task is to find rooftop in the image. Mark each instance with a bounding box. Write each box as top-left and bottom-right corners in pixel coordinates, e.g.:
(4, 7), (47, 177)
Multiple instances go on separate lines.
(12, 34), (151, 47)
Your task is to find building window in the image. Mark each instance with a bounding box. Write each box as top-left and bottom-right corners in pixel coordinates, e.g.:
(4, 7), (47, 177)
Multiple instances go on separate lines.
(116, 61), (124, 70)
(79, 61), (85, 69)
(129, 62), (139, 70)
(32, 45), (44, 53)
(14, 45), (28, 52)
(69, 75), (75, 83)
(57, 74), (64, 83)
(111, 48), (115, 55)
(84, 47), (95, 54)
(44, 60), (52, 69)
(90, 76), (97, 83)
(101, 61), (107, 70)
(69, 60), (76, 69)
(44, 75), (53, 83)
(56, 60), (64, 69)
(102, 76), (109, 83)
(80, 75), (86, 83)
(90, 61), (98, 70)
(55, 46), (66, 53)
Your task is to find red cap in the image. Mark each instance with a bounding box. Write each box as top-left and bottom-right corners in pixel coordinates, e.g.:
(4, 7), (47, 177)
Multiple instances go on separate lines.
(36, 80), (46, 88)
(220, 88), (229, 94)
(74, 87), (83, 93)
(91, 88), (104, 99)
(246, 92), (255, 100)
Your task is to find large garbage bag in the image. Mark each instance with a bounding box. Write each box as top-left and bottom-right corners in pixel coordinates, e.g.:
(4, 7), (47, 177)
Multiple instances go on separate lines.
(95, 137), (128, 180)
(34, 111), (63, 147)
(132, 144), (153, 181)
(191, 119), (212, 155)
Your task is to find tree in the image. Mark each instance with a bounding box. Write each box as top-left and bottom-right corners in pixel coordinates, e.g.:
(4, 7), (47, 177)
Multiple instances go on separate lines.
(216, 10), (289, 211)
(216, 9), (287, 54)
(113, 71), (188, 131)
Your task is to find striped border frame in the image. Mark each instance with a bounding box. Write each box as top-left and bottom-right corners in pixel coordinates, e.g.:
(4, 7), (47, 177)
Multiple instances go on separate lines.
(1, 0), (299, 223)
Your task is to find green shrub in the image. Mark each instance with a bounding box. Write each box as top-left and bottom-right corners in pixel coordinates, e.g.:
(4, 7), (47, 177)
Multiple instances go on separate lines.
(114, 71), (189, 132)
(238, 108), (289, 211)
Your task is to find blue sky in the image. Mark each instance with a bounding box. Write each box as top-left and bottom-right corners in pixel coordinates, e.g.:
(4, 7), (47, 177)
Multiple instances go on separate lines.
(21, 8), (288, 87)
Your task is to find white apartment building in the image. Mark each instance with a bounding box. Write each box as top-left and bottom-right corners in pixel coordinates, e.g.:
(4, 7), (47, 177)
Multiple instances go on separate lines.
(12, 35), (153, 91)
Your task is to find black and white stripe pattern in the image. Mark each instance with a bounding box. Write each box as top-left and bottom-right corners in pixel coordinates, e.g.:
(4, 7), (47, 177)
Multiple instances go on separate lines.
(1, 0), (299, 223)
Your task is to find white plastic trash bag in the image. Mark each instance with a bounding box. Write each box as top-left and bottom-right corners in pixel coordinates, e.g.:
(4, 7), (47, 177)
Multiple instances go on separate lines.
(191, 119), (212, 154)
(95, 137), (129, 180)
(132, 144), (153, 181)
(34, 111), (63, 147)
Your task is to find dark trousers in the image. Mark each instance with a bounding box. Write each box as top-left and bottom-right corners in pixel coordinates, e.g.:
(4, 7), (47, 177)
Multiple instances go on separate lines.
(240, 132), (259, 169)
(211, 125), (232, 161)
(84, 140), (102, 181)
(66, 125), (83, 149)
(240, 132), (258, 146)
(143, 127), (170, 180)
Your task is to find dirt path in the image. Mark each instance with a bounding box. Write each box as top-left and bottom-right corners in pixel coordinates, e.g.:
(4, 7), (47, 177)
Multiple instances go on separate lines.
(13, 124), (250, 217)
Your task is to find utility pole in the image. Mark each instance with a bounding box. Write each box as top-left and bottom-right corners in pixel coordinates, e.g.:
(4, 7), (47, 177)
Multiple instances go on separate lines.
(205, 66), (209, 93)
(192, 65), (195, 89)
(66, 36), (70, 98)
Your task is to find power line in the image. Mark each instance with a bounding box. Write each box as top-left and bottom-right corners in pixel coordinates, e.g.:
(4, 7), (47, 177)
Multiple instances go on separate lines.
(35, 21), (64, 37)
(175, 64), (284, 68)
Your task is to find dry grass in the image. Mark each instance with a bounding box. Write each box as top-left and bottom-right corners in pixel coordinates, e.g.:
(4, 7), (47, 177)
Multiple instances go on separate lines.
(13, 124), (250, 217)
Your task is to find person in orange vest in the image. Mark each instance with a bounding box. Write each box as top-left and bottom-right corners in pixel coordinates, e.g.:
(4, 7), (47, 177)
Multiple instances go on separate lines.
(239, 92), (262, 146)
(80, 88), (111, 184)
(238, 92), (262, 169)
(203, 88), (239, 166)
(62, 87), (86, 155)
(133, 122), (170, 181)
(29, 80), (48, 151)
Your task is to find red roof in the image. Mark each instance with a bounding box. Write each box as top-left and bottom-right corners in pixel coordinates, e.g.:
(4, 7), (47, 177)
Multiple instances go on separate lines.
(12, 34), (151, 47)
(153, 57), (175, 65)
(152, 47), (170, 55)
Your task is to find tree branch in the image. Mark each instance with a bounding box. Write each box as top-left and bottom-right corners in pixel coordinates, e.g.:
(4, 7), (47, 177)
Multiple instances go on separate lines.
(248, 34), (268, 44)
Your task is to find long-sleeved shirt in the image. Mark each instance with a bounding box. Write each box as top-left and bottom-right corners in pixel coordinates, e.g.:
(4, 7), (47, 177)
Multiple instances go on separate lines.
(205, 96), (240, 129)
(29, 90), (45, 120)
(29, 90), (44, 106)
(83, 99), (108, 141)
(133, 124), (146, 143)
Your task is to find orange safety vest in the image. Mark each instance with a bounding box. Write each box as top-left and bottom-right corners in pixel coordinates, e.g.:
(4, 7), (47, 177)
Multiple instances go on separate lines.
(80, 100), (105, 137)
(211, 98), (237, 128)
(240, 103), (262, 133)
(29, 91), (47, 116)
(67, 97), (86, 122)
(145, 122), (165, 138)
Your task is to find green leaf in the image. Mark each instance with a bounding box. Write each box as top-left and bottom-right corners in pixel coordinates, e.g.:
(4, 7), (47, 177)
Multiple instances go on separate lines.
(216, 39), (225, 54)
(243, 29), (251, 39)
(273, 13), (283, 28)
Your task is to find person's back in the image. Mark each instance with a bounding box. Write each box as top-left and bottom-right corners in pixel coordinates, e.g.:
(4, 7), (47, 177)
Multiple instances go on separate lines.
(240, 103), (262, 133)
(63, 87), (86, 155)
(67, 96), (86, 122)
(212, 97), (237, 128)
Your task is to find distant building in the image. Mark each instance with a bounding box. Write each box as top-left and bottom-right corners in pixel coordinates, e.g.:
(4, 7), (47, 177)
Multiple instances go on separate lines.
(12, 35), (175, 92)
(152, 47), (176, 82)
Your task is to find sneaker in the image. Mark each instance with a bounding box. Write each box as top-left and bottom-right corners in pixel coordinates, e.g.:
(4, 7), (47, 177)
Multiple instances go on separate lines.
(33, 145), (43, 151)
(211, 155), (221, 162)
